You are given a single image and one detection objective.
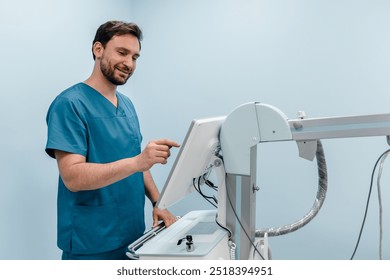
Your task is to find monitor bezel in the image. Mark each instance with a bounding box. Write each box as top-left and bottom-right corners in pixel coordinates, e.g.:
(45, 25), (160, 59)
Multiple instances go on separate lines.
(157, 116), (226, 210)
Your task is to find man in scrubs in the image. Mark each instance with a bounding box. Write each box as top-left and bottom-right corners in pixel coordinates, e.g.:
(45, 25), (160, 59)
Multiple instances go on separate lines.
(45, 21), (180, 260)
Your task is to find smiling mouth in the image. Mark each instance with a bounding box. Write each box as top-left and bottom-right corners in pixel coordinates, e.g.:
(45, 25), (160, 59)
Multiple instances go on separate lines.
(116, 67), (131, 76)
(117, 68), (130, 75)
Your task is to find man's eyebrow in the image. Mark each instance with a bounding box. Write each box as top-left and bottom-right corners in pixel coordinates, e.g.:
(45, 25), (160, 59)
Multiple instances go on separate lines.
(116, 47), (130, 53)
(116, 47), (140, 57)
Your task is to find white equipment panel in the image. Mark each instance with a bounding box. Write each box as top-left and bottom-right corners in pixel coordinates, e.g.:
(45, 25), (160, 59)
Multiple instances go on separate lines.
(129, 210), (230, 260)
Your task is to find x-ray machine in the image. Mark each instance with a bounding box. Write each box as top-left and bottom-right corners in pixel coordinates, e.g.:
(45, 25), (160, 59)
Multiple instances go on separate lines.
(128, 102), (390, 260)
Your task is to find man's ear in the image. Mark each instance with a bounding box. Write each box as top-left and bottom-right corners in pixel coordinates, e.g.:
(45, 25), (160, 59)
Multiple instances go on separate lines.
(92, 42), (104, 59)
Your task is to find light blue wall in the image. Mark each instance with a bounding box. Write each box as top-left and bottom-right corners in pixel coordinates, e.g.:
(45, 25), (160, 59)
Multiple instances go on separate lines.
(1, 0), (390, 260)
(0, 0), (135, 259)
(131, 0), (390, 260)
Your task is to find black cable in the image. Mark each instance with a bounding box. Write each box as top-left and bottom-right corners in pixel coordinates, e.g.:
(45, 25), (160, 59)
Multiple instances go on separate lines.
(215, 214), (232, 238)
(197, 175), (262, 259)
(225, 175), (265, 260)
(205, 179), (218, 191)
(350, 148), (390, 260)
(193, 178), (217, 208)
(198, 177), (218, 204)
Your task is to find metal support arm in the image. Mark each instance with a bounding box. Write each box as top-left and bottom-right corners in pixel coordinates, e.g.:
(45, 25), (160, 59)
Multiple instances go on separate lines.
(220, 102), (292, 176)
(218, 101), (390, 259)
(220, 102), (390, 169)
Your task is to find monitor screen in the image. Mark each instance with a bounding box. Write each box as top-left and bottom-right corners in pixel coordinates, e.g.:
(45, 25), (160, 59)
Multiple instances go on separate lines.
(157, 116), (226, 210)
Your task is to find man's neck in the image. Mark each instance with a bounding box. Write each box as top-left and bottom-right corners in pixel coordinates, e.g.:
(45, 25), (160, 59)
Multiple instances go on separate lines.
(84, 74), (118, 107)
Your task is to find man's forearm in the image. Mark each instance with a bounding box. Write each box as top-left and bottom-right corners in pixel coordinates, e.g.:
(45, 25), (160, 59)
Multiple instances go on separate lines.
(144, 170), (160, 204)
(55, 139), (179, 192)
(56, 151), (141, 192)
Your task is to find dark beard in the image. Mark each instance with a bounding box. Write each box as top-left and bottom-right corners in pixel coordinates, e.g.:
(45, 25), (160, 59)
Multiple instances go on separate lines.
(100, 60), (130, 86)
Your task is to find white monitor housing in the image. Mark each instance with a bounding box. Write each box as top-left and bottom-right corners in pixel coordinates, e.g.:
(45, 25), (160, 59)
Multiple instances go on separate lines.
(157, 116), (226, 210)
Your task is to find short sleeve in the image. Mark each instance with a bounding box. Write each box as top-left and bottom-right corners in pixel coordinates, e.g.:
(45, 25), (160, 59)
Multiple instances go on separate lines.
(45, 97), (88, 158)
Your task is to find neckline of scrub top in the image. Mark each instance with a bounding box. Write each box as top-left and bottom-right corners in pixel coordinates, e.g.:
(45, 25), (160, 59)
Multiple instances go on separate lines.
(80, 82), (126, 117)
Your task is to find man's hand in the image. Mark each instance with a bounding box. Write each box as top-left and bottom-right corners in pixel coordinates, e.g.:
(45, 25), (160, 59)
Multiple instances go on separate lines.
(136, 139), (180, 172)
(152, 207), (177, 228)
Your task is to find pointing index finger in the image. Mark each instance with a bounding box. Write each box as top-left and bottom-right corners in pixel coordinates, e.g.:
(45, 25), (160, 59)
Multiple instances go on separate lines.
(156, 139), (180, 148)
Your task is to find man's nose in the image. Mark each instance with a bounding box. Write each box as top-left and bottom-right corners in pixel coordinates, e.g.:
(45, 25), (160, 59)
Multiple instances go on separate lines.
(123, 57), (134, 71)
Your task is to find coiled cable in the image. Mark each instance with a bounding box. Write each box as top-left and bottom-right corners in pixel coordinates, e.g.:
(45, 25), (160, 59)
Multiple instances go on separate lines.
(255, 140), (327, 237)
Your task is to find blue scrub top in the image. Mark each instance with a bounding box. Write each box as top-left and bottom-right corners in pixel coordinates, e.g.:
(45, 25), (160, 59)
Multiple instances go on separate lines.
(46, 83), (146, 254)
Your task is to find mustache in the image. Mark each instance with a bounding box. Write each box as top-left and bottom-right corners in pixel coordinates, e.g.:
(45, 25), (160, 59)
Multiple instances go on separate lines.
(116, 64), (131, 74)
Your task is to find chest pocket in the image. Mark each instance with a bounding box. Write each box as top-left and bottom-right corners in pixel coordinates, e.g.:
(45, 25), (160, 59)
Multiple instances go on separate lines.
(86, 116), (142, 163)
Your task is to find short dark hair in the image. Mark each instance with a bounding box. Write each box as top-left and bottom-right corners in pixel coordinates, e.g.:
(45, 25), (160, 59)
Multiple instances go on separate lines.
(92, 20), (143, 60)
